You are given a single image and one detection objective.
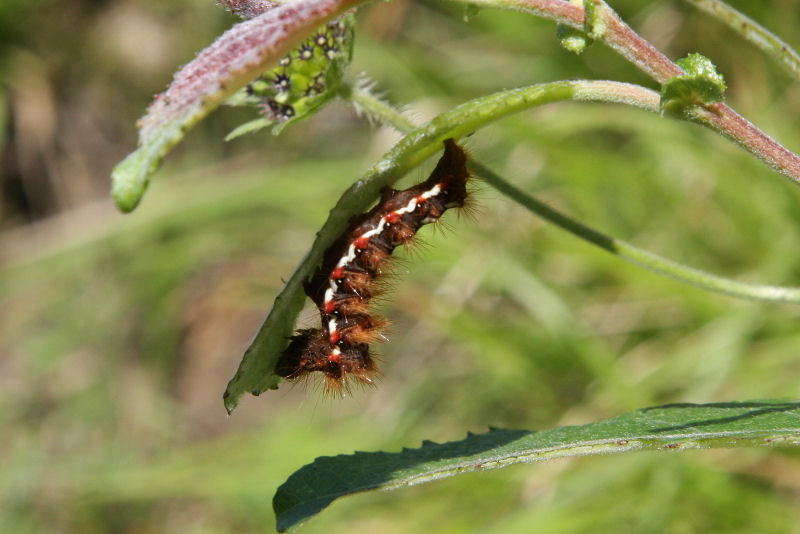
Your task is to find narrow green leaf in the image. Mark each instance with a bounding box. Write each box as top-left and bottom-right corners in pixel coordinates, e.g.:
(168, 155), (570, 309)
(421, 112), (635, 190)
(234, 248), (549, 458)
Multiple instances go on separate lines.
(660, 53), (727, 115)
(274, 400), (800, 532)
(224, 117), (274, 141)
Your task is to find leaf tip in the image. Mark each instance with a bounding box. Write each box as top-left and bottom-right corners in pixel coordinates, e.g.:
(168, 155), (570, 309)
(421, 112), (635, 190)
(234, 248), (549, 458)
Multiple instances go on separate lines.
(111, 149), (152, 213)
(222, 388), (238, 415)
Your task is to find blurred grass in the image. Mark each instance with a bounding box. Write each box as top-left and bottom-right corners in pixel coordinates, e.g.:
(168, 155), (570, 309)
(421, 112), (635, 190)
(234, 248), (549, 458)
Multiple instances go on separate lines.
(2, 0), (800, 532)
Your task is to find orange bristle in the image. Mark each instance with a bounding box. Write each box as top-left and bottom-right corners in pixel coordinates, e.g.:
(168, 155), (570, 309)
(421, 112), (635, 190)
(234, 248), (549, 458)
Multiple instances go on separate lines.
(275, 138), (472, 393)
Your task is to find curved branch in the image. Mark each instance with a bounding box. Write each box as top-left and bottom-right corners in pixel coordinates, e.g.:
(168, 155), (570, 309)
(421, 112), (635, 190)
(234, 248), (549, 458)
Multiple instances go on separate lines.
(455, 0), (800, 185)
(349, 83), (800, 304)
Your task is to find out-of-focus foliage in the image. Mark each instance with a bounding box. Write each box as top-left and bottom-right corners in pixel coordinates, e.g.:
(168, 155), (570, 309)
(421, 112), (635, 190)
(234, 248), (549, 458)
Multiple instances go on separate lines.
(2, 0), (800, 533)
(0, 0), (236, 223)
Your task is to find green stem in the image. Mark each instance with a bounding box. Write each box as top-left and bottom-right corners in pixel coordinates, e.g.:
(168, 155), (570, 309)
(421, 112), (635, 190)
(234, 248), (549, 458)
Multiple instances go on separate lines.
(475, 162), (800, 303)
(347, 83), (800, 304)
(684, 0), (800, 80)
(342, 83), (416, 132)
(325, 80), (660, 236)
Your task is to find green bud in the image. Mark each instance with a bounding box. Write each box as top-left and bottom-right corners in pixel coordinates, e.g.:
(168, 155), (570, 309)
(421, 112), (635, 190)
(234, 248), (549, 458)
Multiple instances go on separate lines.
(225, 14), (355, 137)
(660, 53), (727, 115)
(557, 24), (592, 55)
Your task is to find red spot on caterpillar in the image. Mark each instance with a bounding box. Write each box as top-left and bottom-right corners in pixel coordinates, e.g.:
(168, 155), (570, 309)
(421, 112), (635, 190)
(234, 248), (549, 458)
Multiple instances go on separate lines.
(274, 138), (471, 395)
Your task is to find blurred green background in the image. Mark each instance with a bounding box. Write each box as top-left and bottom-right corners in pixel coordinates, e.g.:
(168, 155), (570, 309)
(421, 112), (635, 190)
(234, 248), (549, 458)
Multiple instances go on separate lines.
(2, 0), (800, 532)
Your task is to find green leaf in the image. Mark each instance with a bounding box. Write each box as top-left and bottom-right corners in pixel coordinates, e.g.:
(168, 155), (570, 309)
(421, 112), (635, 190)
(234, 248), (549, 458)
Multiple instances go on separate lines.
(274, 400), (800, 532)
(111, 124), (188, 213)
(224, 117), (274, 141)
(660, 52), (727, 115)
(110, 0), (364, 212)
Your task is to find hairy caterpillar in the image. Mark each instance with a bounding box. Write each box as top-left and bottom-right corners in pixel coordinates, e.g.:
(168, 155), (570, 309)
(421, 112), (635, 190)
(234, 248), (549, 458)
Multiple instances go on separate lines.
(274, 139), (471, 393)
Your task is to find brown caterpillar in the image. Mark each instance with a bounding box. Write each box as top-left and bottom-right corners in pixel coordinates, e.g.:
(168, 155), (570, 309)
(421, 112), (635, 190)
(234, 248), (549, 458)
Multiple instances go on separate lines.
(274, 138), (470, 393)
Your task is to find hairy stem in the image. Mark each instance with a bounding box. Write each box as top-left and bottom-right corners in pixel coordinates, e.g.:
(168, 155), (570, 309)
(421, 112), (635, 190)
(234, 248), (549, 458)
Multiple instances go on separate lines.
(342, 83), (416, 132)
(454, 0), (800, 185)
(347, 83), (800, 304)
(684, 0), (800, 80)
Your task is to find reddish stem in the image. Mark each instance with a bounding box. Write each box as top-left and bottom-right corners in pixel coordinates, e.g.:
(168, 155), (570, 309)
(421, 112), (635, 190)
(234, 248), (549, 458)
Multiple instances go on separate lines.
(603, 11), (683, 83)
(510, 0), (800, 185)
(695, 104), (800, 181)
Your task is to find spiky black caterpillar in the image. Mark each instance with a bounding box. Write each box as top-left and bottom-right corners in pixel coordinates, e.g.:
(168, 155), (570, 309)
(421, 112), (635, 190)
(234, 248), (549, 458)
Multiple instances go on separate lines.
(274, 139), (470, 393)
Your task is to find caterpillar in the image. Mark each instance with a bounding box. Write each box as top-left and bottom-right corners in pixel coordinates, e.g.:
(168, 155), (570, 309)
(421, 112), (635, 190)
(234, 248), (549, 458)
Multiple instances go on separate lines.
(274, 138), (471, 394)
